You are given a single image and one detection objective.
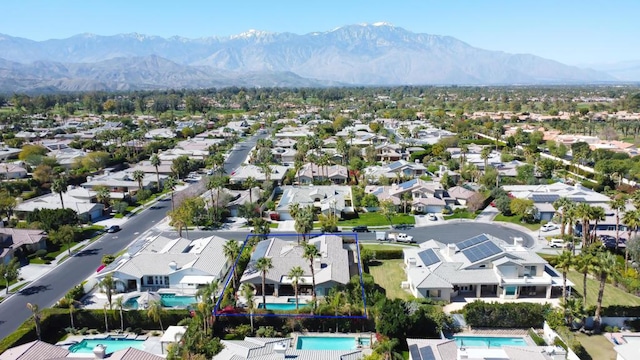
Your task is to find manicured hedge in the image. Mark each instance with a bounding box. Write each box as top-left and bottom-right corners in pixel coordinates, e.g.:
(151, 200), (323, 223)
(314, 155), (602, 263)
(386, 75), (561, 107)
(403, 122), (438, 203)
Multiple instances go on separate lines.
(370, 248), (404, 260)
(463, 300), (551, 328)
(602, 305), (640, 317)
(0, 308), (190, 354)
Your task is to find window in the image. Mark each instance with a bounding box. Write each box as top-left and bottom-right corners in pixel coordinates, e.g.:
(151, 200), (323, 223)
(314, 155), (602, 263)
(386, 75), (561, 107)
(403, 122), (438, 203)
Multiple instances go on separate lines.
(147, 276), (153, 285)
(525, 266), (537, 276)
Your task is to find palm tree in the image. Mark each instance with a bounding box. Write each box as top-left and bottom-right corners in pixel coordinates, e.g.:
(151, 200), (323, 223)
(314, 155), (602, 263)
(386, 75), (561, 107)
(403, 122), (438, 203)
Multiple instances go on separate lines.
(259, 163), (272, 186)
(480, 147), (491, 171)
(589, 206), (606, 240)
(207, 175), (226, 224)
(610, 195), (627, 250)
(288, 266), (305, 311)
(556, 250), (573, 302)
(574, 203), (593, 248)
(574, 252), (594, 305)
(132, 170), (145, 192)
(147, 299), (164, 331)
(622, 209), (640, 271)
(241, 283), (256, 333)
(561, 297), (587, 329)
(150, 154), (162, 192)
(329, 290), (345, 331)
(553, 197), (574, 238)
(223, 239), (241, 290)
(103, 304), (109, 332)
(255, 257), (273, 309)
(210, 152), (226, 175)
(374, 338), (403, 360)
(26, 303), (41, 340)
(303, 242), (320, 309)
(195, 280), (219, 334)
(592, 251), (620, 332)
(67, 296), (79, 331)
(51, 176), (68, 209)
(245, 176), (258, 204)
(114, 296), (125, 332)
(95, 186), (111, 209)
(164, 176), (178, 211)
(98, 274), (115, 310)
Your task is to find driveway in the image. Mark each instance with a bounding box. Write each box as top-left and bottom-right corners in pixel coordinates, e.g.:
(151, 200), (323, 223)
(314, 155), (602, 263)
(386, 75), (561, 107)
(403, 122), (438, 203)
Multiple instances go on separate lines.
(475, 206), (499, 222)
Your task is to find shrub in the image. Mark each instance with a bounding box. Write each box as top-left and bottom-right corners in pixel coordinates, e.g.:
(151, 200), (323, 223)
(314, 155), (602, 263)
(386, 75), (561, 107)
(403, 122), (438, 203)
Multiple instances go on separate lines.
(463, 301), (551, 328)
(365, 248), (403, 260)
(528, 328), (546, 346)
(554, 326), (588, 359)
(136, 189), (152, 202)
(256, 326), (278, 337)
(34, 249), (48, 259)
(113, 201), (128, 215)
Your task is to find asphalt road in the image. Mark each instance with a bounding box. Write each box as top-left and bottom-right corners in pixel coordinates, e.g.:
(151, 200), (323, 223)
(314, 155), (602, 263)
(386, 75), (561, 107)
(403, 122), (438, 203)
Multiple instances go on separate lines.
(0, 132), (265, 342)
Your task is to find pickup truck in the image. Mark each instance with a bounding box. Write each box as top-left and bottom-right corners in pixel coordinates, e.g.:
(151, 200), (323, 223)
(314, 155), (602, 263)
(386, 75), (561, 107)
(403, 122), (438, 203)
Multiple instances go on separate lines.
(387, 232), (415, 243)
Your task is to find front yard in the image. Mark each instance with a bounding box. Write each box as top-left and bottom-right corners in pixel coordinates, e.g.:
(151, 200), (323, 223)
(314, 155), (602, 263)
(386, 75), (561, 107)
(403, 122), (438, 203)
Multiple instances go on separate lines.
(337, 212), (415, 227)
(494, 213), (541, 231)
(444, 210), (478, 220)
(367, 259), (413, 300)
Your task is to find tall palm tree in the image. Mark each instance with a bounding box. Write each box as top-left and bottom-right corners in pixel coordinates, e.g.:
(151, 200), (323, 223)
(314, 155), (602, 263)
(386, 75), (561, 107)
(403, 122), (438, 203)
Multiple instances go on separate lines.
(164, 176), (178, 211)
(223, 239), (241, 290)
(589, 206), (606, 240)
(259, 163), (272, 186)
(245, 176), (258, 204)
(147, 299), (164, 331)
(622, 209), (640, 271)
(610, 195), (627, 250)
(95, 186), (111, 209)
(26, 303), (41, 340)
(329, 290), (345, 331)
(150, 154), (162, 192)
(480, 147), (491, 171)
(207, 175), (226, 224)
(241, 283), (256, 333)
(303, 242), (320, 309)
(98, 274), (115, 310)
(51, 176), (68, 209)
(553, 197), (574, 238)
(210, 153), (226, 175)
(255, 257), (273, 309)
(103, 304), (109, 332)
(574, 203), (593, 248)
(592, 251), (620, 332)
(132, 170), (145, 192)
(288, 266), (305, 311)
(574, 252), (594, 305)
(114, 296), (125, 332)
(555, 251), (573, 302)
(195, 280), (219, 334)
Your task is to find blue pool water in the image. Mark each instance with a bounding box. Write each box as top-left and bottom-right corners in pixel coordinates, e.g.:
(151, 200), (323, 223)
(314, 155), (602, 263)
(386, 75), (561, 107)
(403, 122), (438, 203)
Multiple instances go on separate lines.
(68, 336), (144, 354)
(124, 293), (197, 309)
(258, 302), (301, 310)
(296, 336), (369, 350)
(453, 336), (527, 348)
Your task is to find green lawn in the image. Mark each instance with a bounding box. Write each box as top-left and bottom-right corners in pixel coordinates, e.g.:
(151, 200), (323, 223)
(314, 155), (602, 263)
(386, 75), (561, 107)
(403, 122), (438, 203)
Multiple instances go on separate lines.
(567, 270), (640, 307)
(444, 210), (478, 220)
(337, 212), (415, 227)
(575, 333), (615, 360)
(368, 259), (413, 300)
(494, 214), (541, 231)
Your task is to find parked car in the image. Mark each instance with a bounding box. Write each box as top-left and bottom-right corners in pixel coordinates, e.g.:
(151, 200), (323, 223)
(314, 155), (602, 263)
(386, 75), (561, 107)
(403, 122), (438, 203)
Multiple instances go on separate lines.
(388, 232), (415, 243)
(541, 223), (559, 232)
(427, 213), (437, 221)
(549, 238), (568, 248)
(352, 226), (370, 233)
(106, 225), (121, 233)
(393, 224), (414, 230)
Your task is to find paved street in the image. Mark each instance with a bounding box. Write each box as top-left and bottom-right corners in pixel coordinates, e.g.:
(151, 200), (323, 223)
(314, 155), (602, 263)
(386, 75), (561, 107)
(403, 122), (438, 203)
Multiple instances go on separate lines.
(0, 132), (265, 342)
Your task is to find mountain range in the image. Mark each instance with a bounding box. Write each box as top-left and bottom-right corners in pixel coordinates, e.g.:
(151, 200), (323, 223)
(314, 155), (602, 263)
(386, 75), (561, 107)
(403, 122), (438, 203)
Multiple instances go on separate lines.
(0, 23), (623, 92)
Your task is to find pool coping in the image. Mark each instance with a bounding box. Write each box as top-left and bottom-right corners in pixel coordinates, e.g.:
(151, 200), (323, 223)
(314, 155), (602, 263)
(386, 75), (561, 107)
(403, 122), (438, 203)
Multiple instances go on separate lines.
(291, 332), (376, 350)
(56, 333), (160, 355)
(450, 333), (535, 347)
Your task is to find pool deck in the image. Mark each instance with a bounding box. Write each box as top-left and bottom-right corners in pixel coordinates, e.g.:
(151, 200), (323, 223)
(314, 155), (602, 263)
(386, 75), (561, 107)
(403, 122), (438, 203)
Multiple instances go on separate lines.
(452, 330), (535, 346)
(57, 333), (164, 357)
(81, 289), (197, 310)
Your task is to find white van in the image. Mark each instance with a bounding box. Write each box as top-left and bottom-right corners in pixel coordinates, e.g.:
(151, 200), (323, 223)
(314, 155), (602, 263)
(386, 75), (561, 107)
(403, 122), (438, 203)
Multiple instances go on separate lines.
(549, 238), (567, 248)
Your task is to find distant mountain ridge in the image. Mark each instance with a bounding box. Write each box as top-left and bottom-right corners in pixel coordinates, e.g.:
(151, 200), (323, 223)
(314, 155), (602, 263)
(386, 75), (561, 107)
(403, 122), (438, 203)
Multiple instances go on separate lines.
(0, 23), (617, 92)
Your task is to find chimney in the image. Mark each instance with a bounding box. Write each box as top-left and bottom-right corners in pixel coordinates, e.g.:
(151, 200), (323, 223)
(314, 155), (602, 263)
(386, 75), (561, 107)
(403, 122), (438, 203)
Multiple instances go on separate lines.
(447, 243), (456, 257)
(93, 344), (106, 359)
(273, 341), (287, 359)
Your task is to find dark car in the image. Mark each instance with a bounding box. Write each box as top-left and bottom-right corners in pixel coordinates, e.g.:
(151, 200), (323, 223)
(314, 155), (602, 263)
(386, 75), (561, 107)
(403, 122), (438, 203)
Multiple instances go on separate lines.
(352, 226), (370, 233)
(106, 225), (121, 233)
(393, 224), (414, 230)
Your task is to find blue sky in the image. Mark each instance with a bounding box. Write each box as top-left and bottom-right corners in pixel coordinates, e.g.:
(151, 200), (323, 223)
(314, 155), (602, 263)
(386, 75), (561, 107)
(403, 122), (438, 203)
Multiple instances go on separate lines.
(2, 0), (638, 65)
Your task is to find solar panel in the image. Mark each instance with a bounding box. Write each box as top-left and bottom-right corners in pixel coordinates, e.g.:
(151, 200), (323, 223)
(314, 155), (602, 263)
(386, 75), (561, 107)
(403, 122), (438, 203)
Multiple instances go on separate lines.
(252, 240), (271, 260)
(463, 241), (502, 263)
(408, 344), (422, 360)
(531, 194), (559, 203)
(418, 249), (440, 266)
(419, 346), (436, 360)
(399, 178), (418, 190)
(457, 234), (489, 250)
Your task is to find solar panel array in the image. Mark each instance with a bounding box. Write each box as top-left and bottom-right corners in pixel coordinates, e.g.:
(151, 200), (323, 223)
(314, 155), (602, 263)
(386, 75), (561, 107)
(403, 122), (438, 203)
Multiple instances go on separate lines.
(462, 241), (502, 263)
(456, 234), (489, 250)
(531, 194), (559, 203)
(408, 345), (421, 360)
(417, 249), (440, 266)
(419, 346), (436, 360)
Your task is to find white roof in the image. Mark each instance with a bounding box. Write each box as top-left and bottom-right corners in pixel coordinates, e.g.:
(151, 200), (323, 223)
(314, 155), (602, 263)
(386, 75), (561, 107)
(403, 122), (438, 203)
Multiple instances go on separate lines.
(180, 275), (217, 284)
(160, 326), (187, 343)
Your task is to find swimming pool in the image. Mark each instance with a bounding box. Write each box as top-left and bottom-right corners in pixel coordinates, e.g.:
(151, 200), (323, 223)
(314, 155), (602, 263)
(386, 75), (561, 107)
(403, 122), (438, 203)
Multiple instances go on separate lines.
(296, 336), (369, 350)
(124, 293), (197, 309)
(453, 336), (527, 348)
(68, 336), (144, 354)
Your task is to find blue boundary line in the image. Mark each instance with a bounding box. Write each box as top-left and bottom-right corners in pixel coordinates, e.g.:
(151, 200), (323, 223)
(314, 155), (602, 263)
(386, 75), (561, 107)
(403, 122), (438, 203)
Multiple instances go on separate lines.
(214, 232), (368, 319)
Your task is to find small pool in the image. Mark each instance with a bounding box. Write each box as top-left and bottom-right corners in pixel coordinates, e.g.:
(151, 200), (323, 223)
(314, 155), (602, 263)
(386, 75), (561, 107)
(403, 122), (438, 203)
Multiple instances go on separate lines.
(296, 336), (369, 350)
(124, 293), (197, 309)
(68, 336), (144, 354)
(453, 336), (527, 348)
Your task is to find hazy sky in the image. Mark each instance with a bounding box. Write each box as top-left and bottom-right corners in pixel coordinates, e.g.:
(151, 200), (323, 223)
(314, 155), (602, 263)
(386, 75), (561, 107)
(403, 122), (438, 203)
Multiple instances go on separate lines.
(2, 0), (638, 65)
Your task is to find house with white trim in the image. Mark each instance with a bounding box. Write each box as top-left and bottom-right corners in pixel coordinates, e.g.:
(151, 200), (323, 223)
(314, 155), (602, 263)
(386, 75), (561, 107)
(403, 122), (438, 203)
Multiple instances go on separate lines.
(0, 163), (27, 179)
(364, 160), (429, 183)
(96, 235), (233, 293)
(407, 338), (567, 360)
(365, 178), (446, 214)
(296, 163), (349, 184)
(275, 185), (354, 220)
(239, 235), (354, 299)
(214, 337), (364, 360)
(403, 234), (571, 302)
(229, 164), (288, 185)
(15, 187), (104, 221)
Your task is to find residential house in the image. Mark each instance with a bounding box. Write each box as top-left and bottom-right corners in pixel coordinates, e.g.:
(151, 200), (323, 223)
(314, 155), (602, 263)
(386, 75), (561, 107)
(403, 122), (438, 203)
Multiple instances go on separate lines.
(127, 160), (174, 176)
(203, 187), (261, 217)
(214, 337), (364, 360)
(296, 163), (349, 184)
(366, 178), (446, 213)
(271, 147), (297, 165)
(403, 234), (570, 302)
(406, 338), (567, 360)
(0, 163), (27, 179)
(0, 340), (69, 360)
(0, 228), (47, 264)
(82, 169), (166, 198)
(274, 138), (297, 149)
(240, 235), (353, 299)
(145, 128), (176, 139)
(446, 186), (478, 206)
(43, 142), (88, 169)
(0, 146), (21, 161)
(229, 164), (288, 185)
(614, 341), (640, 360)
(15, 188), (104, 221)
(503, 182), (611, 222)
(276, 185), (354, 220)
(375, 143), (404, 162)
(365, 160), (429, 183)
(96, 235), (233, 293)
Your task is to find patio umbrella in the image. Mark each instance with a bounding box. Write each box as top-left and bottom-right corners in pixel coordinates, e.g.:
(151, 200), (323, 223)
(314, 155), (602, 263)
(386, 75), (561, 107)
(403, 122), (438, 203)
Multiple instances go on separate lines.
(137, 291), (161, 309)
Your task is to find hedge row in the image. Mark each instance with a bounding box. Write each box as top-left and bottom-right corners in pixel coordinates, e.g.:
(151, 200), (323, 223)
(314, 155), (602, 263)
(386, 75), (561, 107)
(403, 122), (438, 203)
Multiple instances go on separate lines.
(554, 326), (589, 359)
(370, 248), (404, 260)
(0, 308), (190, 354)
(463, 300), (551, 328)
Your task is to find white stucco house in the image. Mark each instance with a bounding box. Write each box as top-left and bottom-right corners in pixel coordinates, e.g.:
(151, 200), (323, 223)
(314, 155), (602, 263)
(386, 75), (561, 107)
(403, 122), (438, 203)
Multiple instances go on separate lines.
(275, 185), (354, 220)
